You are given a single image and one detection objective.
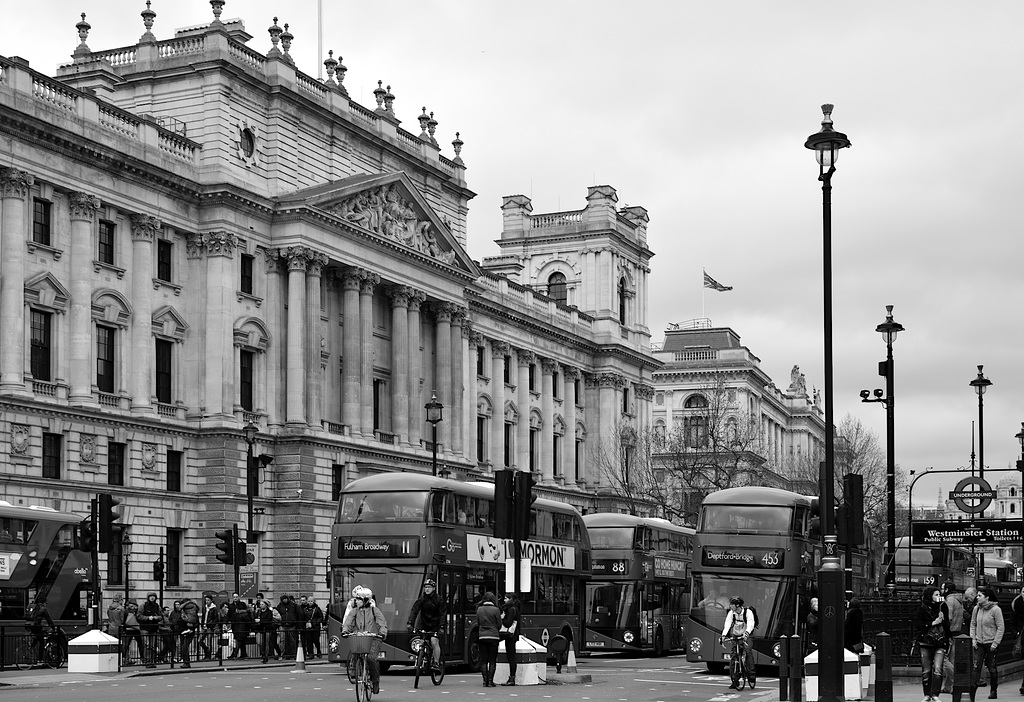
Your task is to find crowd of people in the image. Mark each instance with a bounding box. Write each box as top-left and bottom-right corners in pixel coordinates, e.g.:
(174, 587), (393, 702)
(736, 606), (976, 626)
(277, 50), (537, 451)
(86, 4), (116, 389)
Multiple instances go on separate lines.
(103, 591), (324, 667)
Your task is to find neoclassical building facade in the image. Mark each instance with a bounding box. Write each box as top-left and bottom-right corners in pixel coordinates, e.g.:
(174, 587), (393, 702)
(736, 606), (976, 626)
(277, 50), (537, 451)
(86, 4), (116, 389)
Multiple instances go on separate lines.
(0, 3), (656, 602)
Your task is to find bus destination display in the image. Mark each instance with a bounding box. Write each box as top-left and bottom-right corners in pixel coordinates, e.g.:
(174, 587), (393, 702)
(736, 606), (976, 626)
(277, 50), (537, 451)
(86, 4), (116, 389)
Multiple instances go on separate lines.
(700, 547), (784, 569)
(339, 538), (420, 558)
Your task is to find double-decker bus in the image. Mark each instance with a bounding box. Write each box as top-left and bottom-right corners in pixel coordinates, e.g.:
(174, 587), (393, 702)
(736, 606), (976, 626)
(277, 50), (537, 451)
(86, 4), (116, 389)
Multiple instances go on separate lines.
(582, 513), (693, 656)
(686, 487), (815, 671)
(326, 473), (591, 671)
(0, 500), (97, 634)
(886, 536), (977, 592)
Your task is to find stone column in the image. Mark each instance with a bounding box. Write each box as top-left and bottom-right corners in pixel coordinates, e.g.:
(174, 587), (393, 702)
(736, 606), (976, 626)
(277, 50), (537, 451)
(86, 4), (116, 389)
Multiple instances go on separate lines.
(341, 270), (362, 435)
(200, 231), (238, 419)
(325, 270), (342, 424)
(305, 252), (327, 428)
(540, 358), (557, 484)
(516, 349), (535, 472)
(68, 191), (101, 404)
(359, 273), (380, 436)
(466, 329), (483, 464)
(263, 249), (285, 426)
(490, 341), (510, 470)
(284, 246), (310, 425)
(433, 303), (454, 454)
(129, 213), (160, 414)
(0, 168), (32, 393)
(596, 373), (624, 486)
(407, 291), (425, 448)
(562, 366), (579, 487)
(389, 286), (412, 445)
(449, 306), (465, 457)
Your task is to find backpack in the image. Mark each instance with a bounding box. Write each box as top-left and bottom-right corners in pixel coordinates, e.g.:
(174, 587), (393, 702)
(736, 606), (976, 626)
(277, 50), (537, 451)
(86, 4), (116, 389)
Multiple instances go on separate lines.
(746, 607), (759, 630)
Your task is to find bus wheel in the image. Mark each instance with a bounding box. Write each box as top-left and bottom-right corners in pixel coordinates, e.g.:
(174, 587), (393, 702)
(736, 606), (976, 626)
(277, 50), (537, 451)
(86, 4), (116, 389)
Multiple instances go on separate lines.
(653, 629), (665, 657)
(706, 662), (727, 674)
(467, 631), (482, 672)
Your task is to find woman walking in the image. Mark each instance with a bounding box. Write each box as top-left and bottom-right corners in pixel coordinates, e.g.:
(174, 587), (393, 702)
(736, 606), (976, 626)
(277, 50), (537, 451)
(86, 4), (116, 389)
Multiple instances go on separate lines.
(475, 592), (502, 687)
(969, 586), (1004, 699)
(500, 594), (522, 686)
(916, 586), (950, 702)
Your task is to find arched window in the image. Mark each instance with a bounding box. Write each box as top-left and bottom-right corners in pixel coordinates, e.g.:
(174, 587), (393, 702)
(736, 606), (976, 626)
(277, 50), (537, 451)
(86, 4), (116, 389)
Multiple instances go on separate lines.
(684, 395), (708, 409)
(547, 272), (567, 304)
(618, 278), (627, 324)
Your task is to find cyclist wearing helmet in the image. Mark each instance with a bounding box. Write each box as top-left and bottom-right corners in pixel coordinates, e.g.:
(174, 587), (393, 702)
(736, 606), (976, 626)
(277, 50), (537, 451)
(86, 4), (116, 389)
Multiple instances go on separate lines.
(407, 578), (446, 670)
(342, 587), (388, 695)
(720, 596), (756, 689)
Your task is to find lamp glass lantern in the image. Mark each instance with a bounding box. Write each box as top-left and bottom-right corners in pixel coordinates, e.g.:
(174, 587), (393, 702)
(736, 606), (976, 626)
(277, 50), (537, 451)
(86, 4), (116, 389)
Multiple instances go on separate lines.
(876, 305), (904, 346)
(121, 532), (133, 557)
(1016, 423), (1024, 451)
(804, 104), (851, 171)
(244, 421), (258, 446)
(425, 394), (443, 426)
(970, 365), (992, 396)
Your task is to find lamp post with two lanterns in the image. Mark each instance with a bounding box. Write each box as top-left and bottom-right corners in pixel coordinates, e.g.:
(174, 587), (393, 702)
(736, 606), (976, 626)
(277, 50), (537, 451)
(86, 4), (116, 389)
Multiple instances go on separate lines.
(860, 305), (904, 590)
(805, 103), (851, 702)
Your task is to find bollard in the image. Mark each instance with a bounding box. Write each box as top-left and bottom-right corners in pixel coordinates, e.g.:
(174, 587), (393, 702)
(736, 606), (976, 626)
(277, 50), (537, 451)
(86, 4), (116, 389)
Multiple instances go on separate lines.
(874, 633), (892, 702)
(779, 636), (790, 702)
(952, 634), (975, 702)
(789, 634), (802, 702)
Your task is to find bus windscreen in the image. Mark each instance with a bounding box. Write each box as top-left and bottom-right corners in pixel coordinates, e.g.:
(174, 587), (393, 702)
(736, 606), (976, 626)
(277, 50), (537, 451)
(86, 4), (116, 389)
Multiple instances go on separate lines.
(699, 506), (793, 534)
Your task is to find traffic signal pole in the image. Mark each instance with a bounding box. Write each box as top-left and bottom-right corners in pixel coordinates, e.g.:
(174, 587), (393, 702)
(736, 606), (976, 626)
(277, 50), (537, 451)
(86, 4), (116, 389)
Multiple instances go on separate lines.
(233, 524), (241, 595)
(89, 497), (100, 629)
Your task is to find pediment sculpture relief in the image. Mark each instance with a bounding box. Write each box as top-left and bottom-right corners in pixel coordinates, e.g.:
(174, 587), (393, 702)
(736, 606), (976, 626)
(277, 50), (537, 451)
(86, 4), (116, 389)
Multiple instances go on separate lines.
(329, 184), (456, 264)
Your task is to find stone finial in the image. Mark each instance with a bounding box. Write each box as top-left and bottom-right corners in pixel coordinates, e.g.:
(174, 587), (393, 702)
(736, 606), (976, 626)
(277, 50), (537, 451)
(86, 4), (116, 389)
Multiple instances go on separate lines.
(384, 85), (396, 116)
(210, 0), (225, 25)
(373, 80), (387, 113)
(267, 17), (283, 58)
(452, 132), (464, 164)
(426, 111), (438, 145)
(324, 50), (338, 85)
(280, 23), (294, 65)
(74, 13), (91, 58)
(335, 55), (348, 96)
(140, 1), (157, 43)
(418, 107), (430, 140)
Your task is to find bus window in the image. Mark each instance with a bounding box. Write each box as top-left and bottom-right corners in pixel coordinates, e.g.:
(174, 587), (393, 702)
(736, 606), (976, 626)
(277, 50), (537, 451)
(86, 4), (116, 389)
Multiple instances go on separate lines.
(430, 491), (454, 524)
(338, 492), (429, 522)
(475, 499), (493, 529)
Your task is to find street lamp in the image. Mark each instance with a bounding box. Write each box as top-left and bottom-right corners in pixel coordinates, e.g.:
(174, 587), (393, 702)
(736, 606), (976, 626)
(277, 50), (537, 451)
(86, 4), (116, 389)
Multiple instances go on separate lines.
(805, 103), (850, 702)
(243, 422), (258, 544)
(1015, 423), (1024, 574)
(860, 305), (904, 590)
(122, 532), (133, 604)
(969, 366), (992, 482)
(425, 394), (443, 477)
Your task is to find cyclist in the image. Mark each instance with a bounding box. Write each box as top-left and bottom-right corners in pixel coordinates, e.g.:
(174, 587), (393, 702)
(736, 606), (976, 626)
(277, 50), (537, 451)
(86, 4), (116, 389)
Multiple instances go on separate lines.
(407, 579), (445, 670)
(25, 595), (55, 660)
(342, 586), (388, 695)
(719, 596), (755, 690)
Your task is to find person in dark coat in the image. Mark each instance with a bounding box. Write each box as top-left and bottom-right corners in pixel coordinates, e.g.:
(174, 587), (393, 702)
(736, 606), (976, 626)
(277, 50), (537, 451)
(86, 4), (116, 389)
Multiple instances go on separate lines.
(844, 597), (864, 653)
(277, 595), (304, 659)
(198, 594), (220, 661)
(254, 599), (276, 663)
(231, 601), (253, 659)
(139, 592), (162, 667)
(475, 592), (502, 688)
(916, 586), (951, 702)
(25, 596), (55, 660)
(500, 594), (522, 686)
(407, 579), (446, 669)
(301, 596), (325, 659)
(805, 597), (819, 653)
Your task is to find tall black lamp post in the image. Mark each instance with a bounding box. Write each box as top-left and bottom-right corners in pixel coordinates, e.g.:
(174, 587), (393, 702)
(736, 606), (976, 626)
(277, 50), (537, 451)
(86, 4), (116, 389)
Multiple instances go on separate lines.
(244, 422), (258, 543)
(122, 532), (133, 604)
(970, 366), (992, 483)
(805, 103), (850, 702)
(425, 394), (443, 477)
(860, 305), (904, 590)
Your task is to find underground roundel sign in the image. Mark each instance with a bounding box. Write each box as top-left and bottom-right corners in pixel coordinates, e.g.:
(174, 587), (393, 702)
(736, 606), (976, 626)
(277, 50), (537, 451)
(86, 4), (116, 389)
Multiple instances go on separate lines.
(950, 477), (994, 514)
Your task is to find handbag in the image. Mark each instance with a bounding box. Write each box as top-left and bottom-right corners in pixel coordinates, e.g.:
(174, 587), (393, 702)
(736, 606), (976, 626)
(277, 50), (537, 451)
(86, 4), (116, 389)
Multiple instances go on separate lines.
(921, 623), (948, 648)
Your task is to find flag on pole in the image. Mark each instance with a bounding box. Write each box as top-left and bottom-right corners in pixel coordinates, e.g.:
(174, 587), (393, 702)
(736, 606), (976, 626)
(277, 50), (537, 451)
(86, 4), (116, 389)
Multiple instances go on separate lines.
(703, 270), (733, 292)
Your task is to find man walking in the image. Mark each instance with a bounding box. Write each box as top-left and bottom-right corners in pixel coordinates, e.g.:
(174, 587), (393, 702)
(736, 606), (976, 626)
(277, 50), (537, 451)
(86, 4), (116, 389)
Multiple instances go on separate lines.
(277, 594), (303, 659)
(941, 582), (965, 693)
(302, 596), (324, 658)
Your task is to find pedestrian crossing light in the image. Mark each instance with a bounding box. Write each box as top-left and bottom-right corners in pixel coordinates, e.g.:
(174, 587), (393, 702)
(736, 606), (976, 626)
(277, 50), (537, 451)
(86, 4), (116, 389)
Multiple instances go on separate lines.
(79, 517), (97, 553)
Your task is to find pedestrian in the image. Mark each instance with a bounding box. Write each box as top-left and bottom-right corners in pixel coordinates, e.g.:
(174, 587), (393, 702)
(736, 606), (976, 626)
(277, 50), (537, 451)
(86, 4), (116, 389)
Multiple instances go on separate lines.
(139, 592), (162, 667)
(231, 599), (253, 659)
(845, 597), (864, 654)
(962, 586), (982, 687)
(254, 599), (275, 663)
(199, 594), (220, 660)
(342, 586), (388, 695)
(475, 591), (501, 688)
(161, 604), (177, 664)
(916, 586), (950, 702)
(277, 594), (303, 659)
(24, 595), (55, 661)
(1012, 587), (1024, 695)
(940, 582), (965, 694)
(805, 597), (820, 653)
(180, 598), (200, 667)
(407, 579), (445, 670)
(122, 599), (145, 664)
(303, 596), (324, 658)
(969, 586), (1004, 699)
(500, 594), (521, 686)
(106, 594), (125, 640)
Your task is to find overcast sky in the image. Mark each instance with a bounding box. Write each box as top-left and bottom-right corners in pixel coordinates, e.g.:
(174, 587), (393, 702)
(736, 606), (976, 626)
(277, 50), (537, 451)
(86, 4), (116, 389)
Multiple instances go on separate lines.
(8, 1), (1024, 506)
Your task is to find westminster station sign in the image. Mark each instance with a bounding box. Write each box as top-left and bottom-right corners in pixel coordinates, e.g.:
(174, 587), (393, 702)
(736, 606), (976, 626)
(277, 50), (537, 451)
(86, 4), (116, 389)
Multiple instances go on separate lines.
(911, 520), (1024, 546)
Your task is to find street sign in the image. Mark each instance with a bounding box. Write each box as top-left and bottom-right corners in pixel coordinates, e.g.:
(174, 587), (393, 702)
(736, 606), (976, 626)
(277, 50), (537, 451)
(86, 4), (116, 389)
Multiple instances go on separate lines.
(239, 570), (258, 599)
(911, 520), (1024, 546)
(950, 477), (995, 514)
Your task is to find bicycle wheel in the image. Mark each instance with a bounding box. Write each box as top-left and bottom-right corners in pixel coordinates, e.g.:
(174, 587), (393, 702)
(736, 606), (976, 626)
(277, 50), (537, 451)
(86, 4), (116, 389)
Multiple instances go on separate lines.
(354, 656), (366, 702)
(44, 641), (66, 669)
(413, 647), (426, 689)
(362, 657), (374, 702)
(430, 650), (445, 686)
(347, 652), (358, 684)
(15, 643), (36, 671)
(731, 652), (745, 690)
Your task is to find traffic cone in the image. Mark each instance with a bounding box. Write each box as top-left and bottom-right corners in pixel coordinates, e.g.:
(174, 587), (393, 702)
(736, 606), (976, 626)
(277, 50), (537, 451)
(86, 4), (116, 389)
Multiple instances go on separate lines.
(566, 645), (578, 674)
(291, 645), (307, 673)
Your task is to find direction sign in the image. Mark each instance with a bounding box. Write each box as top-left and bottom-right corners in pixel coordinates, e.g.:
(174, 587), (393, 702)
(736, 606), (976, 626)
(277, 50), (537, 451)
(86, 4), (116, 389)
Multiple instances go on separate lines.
(911, 520), (1024, 546)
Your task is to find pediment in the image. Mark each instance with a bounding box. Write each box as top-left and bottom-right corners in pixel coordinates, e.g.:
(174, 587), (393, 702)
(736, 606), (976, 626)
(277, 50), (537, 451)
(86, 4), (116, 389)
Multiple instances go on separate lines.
(25, 272), (70, 312)
(152, 305), (189, 341)
(281, 172), (477, 275)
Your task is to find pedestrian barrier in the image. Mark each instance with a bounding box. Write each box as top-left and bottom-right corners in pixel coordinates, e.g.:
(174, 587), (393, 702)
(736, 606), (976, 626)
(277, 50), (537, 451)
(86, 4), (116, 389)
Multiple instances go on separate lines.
(68, 630), (120, 673)
(805, 648), (861, 700)
(495, 637), (544, 685)
(859, 643), (875, 699)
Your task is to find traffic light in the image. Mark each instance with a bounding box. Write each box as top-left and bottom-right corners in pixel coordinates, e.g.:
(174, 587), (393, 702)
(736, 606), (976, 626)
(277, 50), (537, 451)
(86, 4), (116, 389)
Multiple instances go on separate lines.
(79, 517), (97, 553)
(97, 493), (121, 553)
(513, 470), (538, 539)
(493, 470), (515, 540)
(154, 558), (165, 581)
(234, 538), (248, 566)
(840, 473), (865, 546)
(214, 526), (236, 565)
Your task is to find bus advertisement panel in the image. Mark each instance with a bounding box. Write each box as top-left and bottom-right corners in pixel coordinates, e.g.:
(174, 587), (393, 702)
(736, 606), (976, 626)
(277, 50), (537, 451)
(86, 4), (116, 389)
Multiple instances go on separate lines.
(326, 474), (591, 671)
(583, 513), (693, 656)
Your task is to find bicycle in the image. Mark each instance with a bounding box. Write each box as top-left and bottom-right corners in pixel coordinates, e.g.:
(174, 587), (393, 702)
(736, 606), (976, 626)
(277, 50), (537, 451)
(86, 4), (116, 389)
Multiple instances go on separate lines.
(411, 630), (445, 688)
(16, 627), (67, 670)
(344, 632), (382, 702)
(720, 635), (755, 691)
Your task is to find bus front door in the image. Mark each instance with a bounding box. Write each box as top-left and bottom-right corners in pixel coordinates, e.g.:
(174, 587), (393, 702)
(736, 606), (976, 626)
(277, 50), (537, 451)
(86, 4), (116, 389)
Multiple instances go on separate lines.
(439, 568), (464, 663)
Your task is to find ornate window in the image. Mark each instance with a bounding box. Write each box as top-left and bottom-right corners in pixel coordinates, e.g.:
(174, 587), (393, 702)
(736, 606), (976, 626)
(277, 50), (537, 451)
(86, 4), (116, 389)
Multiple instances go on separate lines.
(547, 272), (567, 304)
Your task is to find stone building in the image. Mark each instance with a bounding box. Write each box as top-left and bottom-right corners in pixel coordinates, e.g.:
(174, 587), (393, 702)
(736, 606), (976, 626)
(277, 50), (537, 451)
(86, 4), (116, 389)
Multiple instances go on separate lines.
(0, 3), (655, 603)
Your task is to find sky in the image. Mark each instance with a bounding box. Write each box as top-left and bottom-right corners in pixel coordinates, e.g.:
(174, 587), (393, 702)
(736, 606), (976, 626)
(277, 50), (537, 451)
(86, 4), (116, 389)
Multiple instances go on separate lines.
(7, 1), (1024, 507)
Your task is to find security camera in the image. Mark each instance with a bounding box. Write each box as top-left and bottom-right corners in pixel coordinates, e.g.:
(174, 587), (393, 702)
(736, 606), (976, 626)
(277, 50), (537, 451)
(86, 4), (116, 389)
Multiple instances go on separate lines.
(874, 388), (884, 399)
(296, 489), (303, 496)
(859, 390), (870, 399)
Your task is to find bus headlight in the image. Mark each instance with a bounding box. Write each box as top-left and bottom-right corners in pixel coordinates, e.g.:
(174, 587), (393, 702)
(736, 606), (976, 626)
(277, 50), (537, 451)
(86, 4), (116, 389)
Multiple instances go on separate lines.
(329, 636), (341, 652)
(623, 631), (634, 643)
(689, 638), (702, 653)
(772, 642), (781, 659)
